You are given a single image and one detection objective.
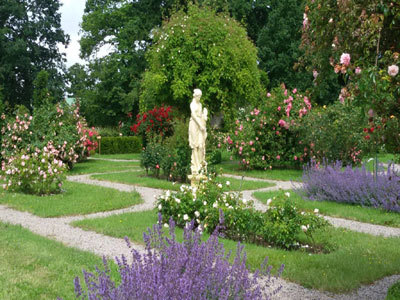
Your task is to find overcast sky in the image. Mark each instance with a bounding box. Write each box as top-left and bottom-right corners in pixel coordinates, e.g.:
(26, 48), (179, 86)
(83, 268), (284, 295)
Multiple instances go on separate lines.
(59, 0), (86, 68)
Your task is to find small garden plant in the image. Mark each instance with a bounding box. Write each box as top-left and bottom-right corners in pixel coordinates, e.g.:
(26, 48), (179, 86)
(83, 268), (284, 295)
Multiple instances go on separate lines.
(157, 175), (329, 250)
(73, 215), (284, 299)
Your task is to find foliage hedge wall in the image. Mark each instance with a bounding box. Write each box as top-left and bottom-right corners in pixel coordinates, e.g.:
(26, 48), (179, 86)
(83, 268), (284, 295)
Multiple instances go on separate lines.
(98, 136), (142, 154)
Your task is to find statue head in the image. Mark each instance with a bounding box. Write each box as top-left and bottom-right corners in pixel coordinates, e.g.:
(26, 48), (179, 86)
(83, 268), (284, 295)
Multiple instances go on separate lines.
(193, 88), (202, 100)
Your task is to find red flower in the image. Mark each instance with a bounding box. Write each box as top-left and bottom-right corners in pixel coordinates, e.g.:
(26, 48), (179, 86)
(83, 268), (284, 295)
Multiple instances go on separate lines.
(363, 128), (368, 133)
(369, 127), (374, 133)
(365, 135), (370, 140)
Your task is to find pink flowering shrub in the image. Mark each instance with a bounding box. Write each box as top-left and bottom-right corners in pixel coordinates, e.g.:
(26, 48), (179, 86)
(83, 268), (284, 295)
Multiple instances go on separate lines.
(1, 144), (67, 195)
(1, 103), (91, 169)
(225, 85), (311, 169)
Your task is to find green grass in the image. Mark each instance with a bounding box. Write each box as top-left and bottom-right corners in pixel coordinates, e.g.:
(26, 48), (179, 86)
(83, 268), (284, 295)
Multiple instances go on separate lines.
(0, 181), (142, 217)
(253, 190), (400, 227)
(91, 171), (275, 191)
(68, 158), (139, 175)
(0, 222), (115, 299)
(92, 153), (141, 160)
(72, 209), (400, 293)
(215, 161), (303, 181)
(387, 280), (400, 300)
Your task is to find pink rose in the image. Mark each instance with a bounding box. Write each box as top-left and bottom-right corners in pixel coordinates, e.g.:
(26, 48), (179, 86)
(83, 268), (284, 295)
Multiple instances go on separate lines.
(355, 67), (362, 74)
(278, 119), (287, 127)
(340, 53), (351, 66)
(388, 65), (399, 77)
(277, 106), (281, 111)
(267, 93), (271, 97)
(276, 155), (280, 160)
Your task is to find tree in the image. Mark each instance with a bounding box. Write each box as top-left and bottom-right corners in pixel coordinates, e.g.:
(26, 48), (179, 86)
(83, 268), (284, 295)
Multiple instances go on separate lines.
(257, 0), (312, 90)
(0, 0), (69, 109)
(141, 4), (262, 122)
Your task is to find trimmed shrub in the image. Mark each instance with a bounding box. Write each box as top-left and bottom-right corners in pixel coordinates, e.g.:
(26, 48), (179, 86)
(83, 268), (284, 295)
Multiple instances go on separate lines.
(72, 216), (284, 299)
(300, 161), (400, 212)
(98, 136), (142, 154)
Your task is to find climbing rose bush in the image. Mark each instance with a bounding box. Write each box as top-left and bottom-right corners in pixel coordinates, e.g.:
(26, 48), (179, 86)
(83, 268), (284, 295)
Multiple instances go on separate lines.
(226, 85), (311, 169)
(1, 143), (67, 195)
(73, 216), (284, 299)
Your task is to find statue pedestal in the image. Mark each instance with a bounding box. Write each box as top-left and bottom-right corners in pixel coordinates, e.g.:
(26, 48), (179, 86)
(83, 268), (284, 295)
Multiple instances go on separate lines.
(188, 174), (207, 187)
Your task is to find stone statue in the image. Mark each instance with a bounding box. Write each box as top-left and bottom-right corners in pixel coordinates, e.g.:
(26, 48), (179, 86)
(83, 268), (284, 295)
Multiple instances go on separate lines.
(189, 88), (207, 177)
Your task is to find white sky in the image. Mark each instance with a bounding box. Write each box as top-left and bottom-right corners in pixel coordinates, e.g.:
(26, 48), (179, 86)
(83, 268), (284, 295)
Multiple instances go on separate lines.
(59, 0), (86, 68)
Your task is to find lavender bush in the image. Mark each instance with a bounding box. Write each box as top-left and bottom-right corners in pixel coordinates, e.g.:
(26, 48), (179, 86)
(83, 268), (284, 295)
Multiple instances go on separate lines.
(300, 161), (400, 212)
(73, 215), (284, 299)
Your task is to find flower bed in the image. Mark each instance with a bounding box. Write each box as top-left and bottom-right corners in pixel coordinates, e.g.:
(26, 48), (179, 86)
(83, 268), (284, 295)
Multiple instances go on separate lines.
(300, 161), (400, 212)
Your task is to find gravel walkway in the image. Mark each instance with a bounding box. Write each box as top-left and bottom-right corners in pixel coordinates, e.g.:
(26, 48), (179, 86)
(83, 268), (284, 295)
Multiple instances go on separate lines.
(0, 168), (399, 299)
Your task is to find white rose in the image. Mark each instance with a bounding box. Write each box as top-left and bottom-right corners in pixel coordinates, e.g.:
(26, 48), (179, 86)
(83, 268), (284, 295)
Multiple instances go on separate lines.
(217, 183), (223, 189)
(195, 211), (200, 217)
(284, 192), (290, 198)
(203, 201), (207, 206)
(175, 198), (181, 204)
(226, 181), (230, 186)
(266, 199), (272, 206)
(301, 225), (308, 232)
(213, 202), (218, 208)
(163, 223), (169, 228)
(158, 204), (162, 210)
(314, 208), (319, 214)
(183, 214), (189, 221)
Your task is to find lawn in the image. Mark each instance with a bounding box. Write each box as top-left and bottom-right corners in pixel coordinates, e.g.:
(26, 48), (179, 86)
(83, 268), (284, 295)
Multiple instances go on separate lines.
(0, 222), (115, 299)
(253, 190), (400, 228)
(73, 209), (400, 293)
(91, 171), (275, 191)
(215, 161), (303, 181)
(68, 158), (139, 175)
(92, 153), (141, 160)
(0, 181), (142, 217)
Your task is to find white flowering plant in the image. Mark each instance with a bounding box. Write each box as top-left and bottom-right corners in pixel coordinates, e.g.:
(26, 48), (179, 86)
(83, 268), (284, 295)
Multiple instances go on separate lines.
(156, 175), (244, 229)
(1, 144), (67, 195)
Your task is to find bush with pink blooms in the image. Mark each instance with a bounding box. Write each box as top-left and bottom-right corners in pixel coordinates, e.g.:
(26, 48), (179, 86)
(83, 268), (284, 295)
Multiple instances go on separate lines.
(1, 102), (91, 169)
(1, 144), (67, 195)
(225, 85), (311, 169)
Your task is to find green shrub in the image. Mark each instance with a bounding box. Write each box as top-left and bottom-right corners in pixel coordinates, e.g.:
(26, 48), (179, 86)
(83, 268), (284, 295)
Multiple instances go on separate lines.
(387, 281), (400, 300)
(99, 136), (142, 155)
(226, 85), (309, 169)
(140, 139), (165, 177)
(95, 127), (121, 137)
(299, 102), (367, 165)
(157, 176), (329, 249)
(1, 145), (67, 195)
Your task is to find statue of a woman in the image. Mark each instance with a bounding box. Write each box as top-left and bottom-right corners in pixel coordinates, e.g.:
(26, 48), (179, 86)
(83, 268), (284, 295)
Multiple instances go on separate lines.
(189, 89), (207, 175)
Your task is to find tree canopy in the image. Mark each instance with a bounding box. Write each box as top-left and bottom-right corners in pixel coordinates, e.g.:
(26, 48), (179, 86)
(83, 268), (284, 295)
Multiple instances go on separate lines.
(140, 4), (262, 121)
(0, 0), (68, 109)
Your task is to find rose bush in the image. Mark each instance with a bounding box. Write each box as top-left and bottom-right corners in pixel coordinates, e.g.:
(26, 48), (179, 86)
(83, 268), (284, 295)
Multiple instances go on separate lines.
(1, 143), (67, 195)
(226, 85), (311, 169)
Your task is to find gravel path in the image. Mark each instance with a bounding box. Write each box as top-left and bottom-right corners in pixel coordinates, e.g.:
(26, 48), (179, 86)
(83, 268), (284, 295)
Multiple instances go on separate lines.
(0, 168), (399, 299)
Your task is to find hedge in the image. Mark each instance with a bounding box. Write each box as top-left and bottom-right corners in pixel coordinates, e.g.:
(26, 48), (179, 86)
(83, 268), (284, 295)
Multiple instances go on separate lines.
(98, 136), (142, 154)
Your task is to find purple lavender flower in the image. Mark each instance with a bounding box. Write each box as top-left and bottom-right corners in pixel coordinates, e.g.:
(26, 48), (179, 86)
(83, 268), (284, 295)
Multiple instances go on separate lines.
(300, 160), (400, 212)
(73, 215), (283, 299)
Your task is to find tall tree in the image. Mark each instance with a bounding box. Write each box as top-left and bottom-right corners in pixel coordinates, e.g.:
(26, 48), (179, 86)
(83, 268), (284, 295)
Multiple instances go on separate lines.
(0, 0), (69, 109)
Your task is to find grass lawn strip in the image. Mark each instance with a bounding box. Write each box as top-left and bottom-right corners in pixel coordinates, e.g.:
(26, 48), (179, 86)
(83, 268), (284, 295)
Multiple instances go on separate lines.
(215, 161), (303, 181)
(92, 153), (141, 160)
(68, 159), (139, 175)
(0, 181), (142, 217)
(0, 222), (119, 300)
(253, 190), (400, 228)
(91, 170), (275, 191)
(72, 210), (400, 293)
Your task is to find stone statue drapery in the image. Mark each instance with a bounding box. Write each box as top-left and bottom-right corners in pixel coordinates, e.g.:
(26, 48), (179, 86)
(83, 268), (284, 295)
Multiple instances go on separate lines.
(188, 88), (207, 175)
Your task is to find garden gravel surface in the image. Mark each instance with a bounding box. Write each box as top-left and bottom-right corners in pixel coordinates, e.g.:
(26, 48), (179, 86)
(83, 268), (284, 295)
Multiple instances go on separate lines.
(0, 170), (399, 299)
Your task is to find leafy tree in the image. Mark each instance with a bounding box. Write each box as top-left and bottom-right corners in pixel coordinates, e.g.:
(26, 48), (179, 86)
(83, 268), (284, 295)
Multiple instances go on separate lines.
(257, 0), (312, 90)
(33, 70), (54, 108)
(0, 0), (68, 109)
(141, 4), (262, 122)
